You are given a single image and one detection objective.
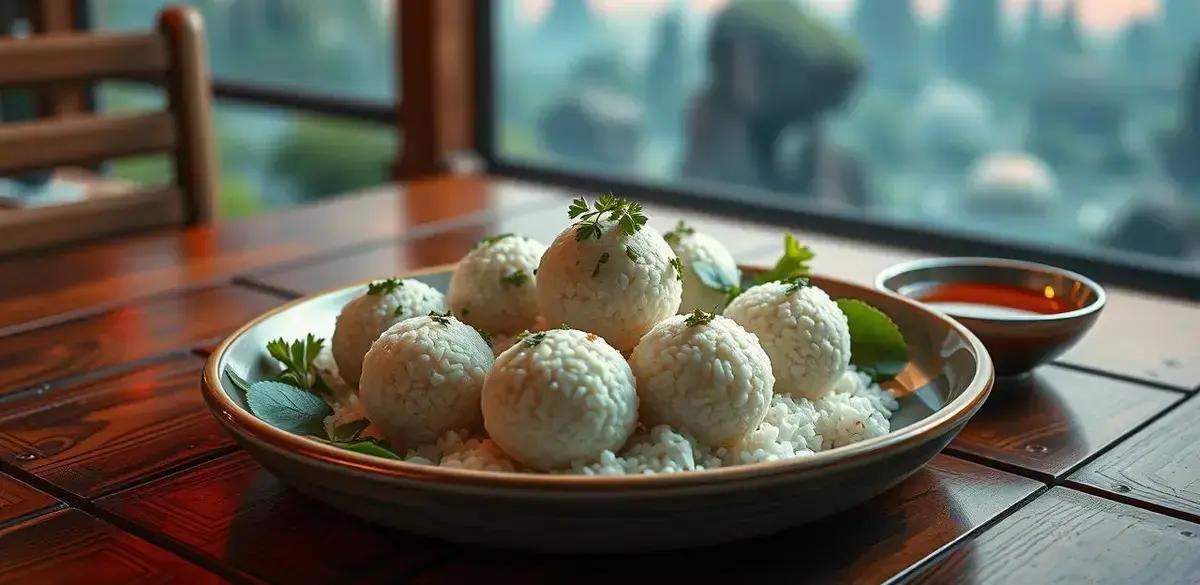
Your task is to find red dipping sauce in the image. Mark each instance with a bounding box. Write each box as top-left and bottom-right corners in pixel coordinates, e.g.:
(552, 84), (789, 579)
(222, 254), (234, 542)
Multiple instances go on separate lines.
(913, 282), (1070, 319)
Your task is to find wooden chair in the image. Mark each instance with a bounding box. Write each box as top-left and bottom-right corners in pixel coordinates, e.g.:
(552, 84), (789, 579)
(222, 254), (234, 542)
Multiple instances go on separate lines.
(0, 6), (217, 254)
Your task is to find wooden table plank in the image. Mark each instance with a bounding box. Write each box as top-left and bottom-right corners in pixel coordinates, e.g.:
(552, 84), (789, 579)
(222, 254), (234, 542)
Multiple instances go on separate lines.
(949, 365), (1182, 480)
(0, 355), (235, 499)
(0, 508), (226, 584)
(909, 487), (1200, 584)
(408, 455), (1041, 585)
(97, 451), (447, 585)
(0, 473), (61, 528)
(1068, 394), (1200, 522)
(0, 285), (281, 399)
(0, 176), (555, 336)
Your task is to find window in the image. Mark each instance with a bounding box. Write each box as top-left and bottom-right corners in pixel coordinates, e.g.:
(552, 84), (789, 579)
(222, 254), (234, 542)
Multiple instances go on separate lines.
(91, 1), (398, 217)
(490, 0), (1200, 286)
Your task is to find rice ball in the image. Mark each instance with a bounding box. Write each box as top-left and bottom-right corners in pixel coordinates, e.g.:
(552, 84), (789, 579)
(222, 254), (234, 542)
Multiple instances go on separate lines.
(448, 234), (546, 334)
(724, 281), (850, 399)
(665, 224), (740, 313)
(332, 278), (445, 388)
(630, 312), (774, 447)
(482, 329), (638, 471)
(358, 313), (493, 447)
(536, 221), (682, 353)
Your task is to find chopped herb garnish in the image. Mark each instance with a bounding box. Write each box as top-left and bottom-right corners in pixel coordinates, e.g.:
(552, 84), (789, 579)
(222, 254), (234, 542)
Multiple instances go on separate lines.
(367, 278), (403, 295)
(592, 252), (611, 277)
(427, 310), (453, 325)
(663, 220), (695, 247)
(625, 246), (640, 262)
(684, 309), (715, 327)
(265, 334), (330, 395)
(569, 194), (647, 241)
(500, 268), (529, 287)
(781, 275), (812, 294)
(669, 257), (684, 281)
(754, 233), (814, 285)
(516, 330), (547, 347)
(476, 233), (515, 247)
(557, 323), (572, 330)
(473, 326), (492, 346)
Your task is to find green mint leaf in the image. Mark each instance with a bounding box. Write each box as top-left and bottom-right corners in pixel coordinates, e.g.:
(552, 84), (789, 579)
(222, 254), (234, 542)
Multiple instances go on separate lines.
(477, 233), (515, 248)
(500, 269), (529, 287)
(755, 233), (814, 285)
(367, 278), (403, 295)
(246, 380), (331, 437)
(330, 419), (369, 442)
(320, 437), (401, 460)
(225, 366), (252, 395)
(684, 309), (715, 327)
(837, 298), (908, 383)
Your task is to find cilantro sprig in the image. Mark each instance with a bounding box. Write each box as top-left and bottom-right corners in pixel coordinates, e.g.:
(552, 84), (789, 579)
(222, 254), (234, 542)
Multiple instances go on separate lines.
(516, 330), (547, 347)
(669, 257), (684, 281)
(663, 220), (694, 247)
(755, 233), (814, 285)
(569, 194), (647, 241)
(367, 278), (403, 295)
(501, 269), (529, 287)
(427, 310), (452, 325)
(683, 309), (715, 327)
(265, 334), (332, 395)
(476, 233), (515, 248)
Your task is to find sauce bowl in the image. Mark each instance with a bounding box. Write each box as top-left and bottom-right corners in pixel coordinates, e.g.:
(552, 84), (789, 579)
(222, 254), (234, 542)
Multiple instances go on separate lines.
(876, 257), (1105, 378)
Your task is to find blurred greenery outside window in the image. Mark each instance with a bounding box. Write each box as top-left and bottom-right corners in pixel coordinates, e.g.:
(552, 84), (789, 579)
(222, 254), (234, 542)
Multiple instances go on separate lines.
(494, 0), (1200, 270)
(92, 1), (397, 219)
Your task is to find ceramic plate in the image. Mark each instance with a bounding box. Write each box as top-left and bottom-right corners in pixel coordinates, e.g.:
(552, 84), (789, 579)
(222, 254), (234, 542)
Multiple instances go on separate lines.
(202, 265), (993, 552)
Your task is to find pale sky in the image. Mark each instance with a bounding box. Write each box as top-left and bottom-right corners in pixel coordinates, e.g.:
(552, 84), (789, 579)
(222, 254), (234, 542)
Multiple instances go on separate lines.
(518, 0), (1164, 34)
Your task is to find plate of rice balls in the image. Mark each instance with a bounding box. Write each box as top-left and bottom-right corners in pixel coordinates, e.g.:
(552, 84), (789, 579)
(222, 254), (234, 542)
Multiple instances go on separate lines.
(203, 195), (993, 552)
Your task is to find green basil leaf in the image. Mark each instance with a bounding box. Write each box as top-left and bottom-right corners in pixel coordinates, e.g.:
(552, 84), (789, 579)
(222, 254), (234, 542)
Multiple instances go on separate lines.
(225, 366), (252, 395)
(837, 298), (908, 382)
(324, 438), (401, 460)
(330, 419), (369, 442)
(246, 380), (331, 437)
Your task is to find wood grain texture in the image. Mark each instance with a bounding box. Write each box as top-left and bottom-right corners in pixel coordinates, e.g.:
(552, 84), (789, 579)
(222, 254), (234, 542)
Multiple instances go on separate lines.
(910, 487), (1200, 584)
(0, 285), (282, 398)
(0, 112), (175, 175)
(0, 32), (167, 86)
(408, 455), (1041, 585)
(0, 176), (553, 335)
(949, 365), (1181, 480)
(0, 509), (223, 584)
(1068, 394), (1200, 522)
(98, 451), (448, 584)
(0, 473), (60, 528)
(0, 354), (235, 499)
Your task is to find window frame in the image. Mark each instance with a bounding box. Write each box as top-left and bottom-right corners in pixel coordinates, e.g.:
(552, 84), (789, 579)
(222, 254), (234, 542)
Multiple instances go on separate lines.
(471, 1), (1200, 301)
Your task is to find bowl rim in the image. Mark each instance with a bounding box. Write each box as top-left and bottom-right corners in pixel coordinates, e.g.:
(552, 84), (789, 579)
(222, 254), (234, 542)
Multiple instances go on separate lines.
(874, 256), (1107, 324)
(202, 264), (994, 492)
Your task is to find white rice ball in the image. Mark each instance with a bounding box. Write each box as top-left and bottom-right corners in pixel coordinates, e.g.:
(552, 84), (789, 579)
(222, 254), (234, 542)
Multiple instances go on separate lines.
(536, 221), (682, 353)
(482, 329), (638, 471)
(724, 281), (850, 399)
(358, 314), (493, 447)
(447, 234), (546, 334)
(666, 226), (740, 313)
(332, 279), (444, 388)
(629, 313), (774, 446)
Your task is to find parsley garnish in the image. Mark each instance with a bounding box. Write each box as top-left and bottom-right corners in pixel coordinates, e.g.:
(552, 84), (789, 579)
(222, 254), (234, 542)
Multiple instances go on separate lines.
(569, 194), (647, 241)
(663, 220), (694, 247)
(669, 257), (684, 281)
(265, 334), (331, 395)
(754, 233), (814, 285)
(592, 252), (610, 277)
(476, 233), (515, 247)
(781, 275), (812, 294)
(427, 310), (452, 325)
(500, 269), (529, 287)
(684, 309), (715, 327)
(516, 330), (547, 347)
(625, 246), (639, 262)
(473, 326), (492, 346)
(367, 278), (403, 295)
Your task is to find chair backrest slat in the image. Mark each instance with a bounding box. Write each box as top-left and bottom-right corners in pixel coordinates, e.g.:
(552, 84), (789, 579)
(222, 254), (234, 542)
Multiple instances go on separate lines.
(0, 184), (183, 255)
(0, 32), (168, 87)
(0, 111), (175, 175)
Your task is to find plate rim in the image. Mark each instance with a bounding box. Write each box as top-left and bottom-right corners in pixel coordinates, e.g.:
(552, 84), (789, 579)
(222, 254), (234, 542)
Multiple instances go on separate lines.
(203, 263), (994, 492)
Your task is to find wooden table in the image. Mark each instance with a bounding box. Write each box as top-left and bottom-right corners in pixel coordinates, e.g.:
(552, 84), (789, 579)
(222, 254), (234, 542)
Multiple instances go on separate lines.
(0, 175), (1197, 584)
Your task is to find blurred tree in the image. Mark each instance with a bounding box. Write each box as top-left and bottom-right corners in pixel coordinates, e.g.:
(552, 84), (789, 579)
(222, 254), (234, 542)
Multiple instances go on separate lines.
(1051, 1), (1085, 59)
(939, 0), (1002, 89)
(852, 0), (919, 90)
(1165, 50), (1200, 193)
(644, 8), (685, 139)
(271, 117), (394, 202)
(1020, 0), (1051, 87)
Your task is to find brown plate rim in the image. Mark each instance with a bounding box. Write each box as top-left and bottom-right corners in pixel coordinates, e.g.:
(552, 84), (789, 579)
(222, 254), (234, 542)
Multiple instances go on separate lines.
(202, 263), (994, 492)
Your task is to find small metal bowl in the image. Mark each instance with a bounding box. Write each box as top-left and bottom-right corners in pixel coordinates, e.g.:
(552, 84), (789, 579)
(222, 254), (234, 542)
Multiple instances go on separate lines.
(877, 257), (1105, 378)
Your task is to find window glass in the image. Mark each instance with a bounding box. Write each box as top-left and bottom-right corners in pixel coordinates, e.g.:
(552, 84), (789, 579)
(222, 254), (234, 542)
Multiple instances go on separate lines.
(494, 0), (1200, 270)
